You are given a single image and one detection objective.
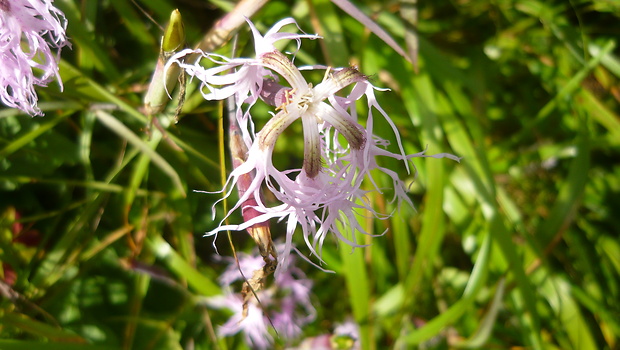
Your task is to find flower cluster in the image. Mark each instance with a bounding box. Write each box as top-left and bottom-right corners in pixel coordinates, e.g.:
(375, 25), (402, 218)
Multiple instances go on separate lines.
(167, 18), (459, 273)
(207, 250), (316, 349)
(0, 0), (70, 116)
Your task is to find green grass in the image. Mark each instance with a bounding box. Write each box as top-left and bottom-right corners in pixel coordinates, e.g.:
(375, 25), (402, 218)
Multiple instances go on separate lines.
(2, 0), (620, 349)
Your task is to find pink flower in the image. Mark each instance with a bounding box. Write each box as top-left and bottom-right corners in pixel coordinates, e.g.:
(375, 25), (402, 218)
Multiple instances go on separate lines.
(292, 319), (361, 350)
(208, 249), (316, 348)
(168, 18), (460, 273)
(208, 293), (273, 349)
(0, 0), (70, 116)
(166, 18), (318, 146)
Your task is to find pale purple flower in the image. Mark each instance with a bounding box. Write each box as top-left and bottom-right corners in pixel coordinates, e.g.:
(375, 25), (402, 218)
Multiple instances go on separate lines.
(290, 319), (361, 350)
(167, 18), (460, 273)
(270, 256), (316, 340)
(208, 293), (273, 349)
(332, 320), (361, 349)
(166, 17), (318, 146)
(0, 0), (70, 116)
(209, 248), (316, 348)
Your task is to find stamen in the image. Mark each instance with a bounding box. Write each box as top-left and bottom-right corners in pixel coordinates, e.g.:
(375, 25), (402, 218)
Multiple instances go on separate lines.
(275, 88), (296, 114)
(321, 67), (332, 83)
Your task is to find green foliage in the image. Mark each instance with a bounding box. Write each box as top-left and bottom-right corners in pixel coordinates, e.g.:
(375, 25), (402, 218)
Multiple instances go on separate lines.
(1, 0), (619, 349)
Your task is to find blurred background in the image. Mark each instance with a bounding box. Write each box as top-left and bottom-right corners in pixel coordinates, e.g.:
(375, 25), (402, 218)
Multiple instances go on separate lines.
(1, 0), (619, 349)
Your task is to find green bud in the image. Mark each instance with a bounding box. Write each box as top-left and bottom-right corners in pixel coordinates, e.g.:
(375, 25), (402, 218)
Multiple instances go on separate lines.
(162, 9), (185, 54)
(144, 9), (185, 117)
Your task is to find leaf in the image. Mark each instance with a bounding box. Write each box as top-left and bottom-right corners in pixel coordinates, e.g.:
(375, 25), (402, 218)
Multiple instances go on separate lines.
(93, 110), (186, 197)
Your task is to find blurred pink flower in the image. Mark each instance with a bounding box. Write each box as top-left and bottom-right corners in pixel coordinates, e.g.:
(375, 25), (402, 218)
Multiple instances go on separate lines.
(292, 319), (361, 350)
(0, 0), (70, 116)
(168, 18), (460, 273)
(208, 249), (316, 348)
(208, 293), (273, 349)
